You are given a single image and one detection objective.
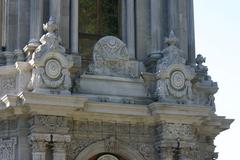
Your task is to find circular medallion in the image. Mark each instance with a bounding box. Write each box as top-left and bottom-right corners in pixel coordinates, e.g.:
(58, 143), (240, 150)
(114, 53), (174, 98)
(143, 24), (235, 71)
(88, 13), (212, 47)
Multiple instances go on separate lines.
(170, 71), (185, 90)
(45, 59), (61, 79)
(97, 154), (119, 160)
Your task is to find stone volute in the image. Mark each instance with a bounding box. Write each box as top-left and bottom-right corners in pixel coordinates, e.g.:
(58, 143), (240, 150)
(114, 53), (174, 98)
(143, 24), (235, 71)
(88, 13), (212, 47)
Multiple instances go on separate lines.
(27, 17), (73, 95)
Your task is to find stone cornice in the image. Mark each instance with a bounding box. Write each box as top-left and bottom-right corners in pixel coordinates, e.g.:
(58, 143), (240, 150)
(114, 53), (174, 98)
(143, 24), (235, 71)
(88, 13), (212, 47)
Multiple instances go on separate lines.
(0, 92), (234, 129)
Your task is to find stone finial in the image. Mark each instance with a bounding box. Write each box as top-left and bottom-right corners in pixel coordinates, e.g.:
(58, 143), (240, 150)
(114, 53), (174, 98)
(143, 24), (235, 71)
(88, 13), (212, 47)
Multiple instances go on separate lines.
(195, 54), (208, 74)
(164, 30), (178, 46)
(43, 16), (58, 33)
(196, 54), (206, 65)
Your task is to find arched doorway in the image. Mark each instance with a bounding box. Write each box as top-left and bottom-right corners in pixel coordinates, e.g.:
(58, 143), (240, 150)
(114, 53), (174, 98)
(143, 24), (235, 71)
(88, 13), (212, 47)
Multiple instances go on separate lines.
(75, 139), (146, 160)
(89, 153), (126, 160)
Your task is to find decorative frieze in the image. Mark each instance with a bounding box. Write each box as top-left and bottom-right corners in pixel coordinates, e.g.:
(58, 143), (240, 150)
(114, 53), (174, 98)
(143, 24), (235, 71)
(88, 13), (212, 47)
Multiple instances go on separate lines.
(0, 119), (17, 132)
(29, 115), (68, 133)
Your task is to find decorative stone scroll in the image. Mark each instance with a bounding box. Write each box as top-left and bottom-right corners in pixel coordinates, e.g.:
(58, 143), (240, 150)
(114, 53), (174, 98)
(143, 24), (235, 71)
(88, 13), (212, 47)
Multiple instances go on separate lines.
(88, 36), (139, 78)
(0, 137), (17, 160)
(28, 17), (73, 95)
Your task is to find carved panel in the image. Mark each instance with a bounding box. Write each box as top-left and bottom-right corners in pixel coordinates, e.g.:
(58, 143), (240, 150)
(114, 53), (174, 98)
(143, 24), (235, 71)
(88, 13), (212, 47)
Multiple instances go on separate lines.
(88, 36), (139, 78)
(0, 137), (17, 160)
(156, 123), (194, 141)
(0, 76), (16, 97)
(29, 115), (68, 133)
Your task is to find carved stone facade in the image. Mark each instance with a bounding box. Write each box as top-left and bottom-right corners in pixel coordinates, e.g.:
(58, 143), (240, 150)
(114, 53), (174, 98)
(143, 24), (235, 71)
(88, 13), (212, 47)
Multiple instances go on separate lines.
(0, 138), (17, 160)
(0, 1), (233, 160)
(27, 17), (73, 95)
(88, 36), (139, 78)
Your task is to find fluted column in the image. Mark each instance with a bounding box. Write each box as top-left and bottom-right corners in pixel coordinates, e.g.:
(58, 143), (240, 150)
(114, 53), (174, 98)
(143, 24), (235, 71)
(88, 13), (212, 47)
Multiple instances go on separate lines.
(150, 0), (162, 53)
(17, 0), (30, 49)
(70, 0), (79, 54)
(49, 0), (70, 50)
(135, 0), (151, 61)
(122, 0), (135, 59)
(167, 0), (195, 64)
(0, 0), (2, 49)
(29, 0), (44, 41)
(6, 0), (18, 51)
(187, 0), (195, 64)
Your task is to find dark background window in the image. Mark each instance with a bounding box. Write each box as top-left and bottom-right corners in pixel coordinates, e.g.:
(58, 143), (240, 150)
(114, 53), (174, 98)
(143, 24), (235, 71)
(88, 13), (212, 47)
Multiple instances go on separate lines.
(79, 0), (121, 68)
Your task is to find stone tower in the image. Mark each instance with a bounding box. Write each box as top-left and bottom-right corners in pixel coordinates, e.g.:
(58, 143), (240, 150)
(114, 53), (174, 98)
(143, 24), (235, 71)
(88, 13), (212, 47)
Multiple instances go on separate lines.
(0, 0), (233, 160)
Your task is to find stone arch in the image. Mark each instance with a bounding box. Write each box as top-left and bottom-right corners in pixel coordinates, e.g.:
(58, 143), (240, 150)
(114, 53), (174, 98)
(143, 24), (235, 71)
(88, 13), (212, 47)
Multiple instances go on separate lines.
(75, 139), (146, 160)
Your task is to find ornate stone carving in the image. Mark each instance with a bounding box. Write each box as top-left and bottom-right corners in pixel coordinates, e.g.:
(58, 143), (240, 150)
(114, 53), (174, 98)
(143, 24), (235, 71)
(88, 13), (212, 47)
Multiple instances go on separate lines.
(97, 154), (119, 160)
(156, 122), (194, 141)
(29, 115), (68, 133)
(154, 31), (195, 104)
(0, 76), (16, 97)
(0, 137), (17, 160)
(87, 36), (139, 78)
(143, 32), (218, 108)
(139, 144), (153, 160)
(104, 137), (118, 153)
(28, 17), (73, 95)
(192, 54), (218, 110)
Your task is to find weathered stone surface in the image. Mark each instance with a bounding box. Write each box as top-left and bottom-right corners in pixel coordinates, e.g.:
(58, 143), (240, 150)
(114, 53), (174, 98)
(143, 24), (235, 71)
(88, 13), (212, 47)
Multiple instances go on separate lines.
(142, 31), (218, 108)
(28, 17), (73, 95)
(88, 36), (140, 78)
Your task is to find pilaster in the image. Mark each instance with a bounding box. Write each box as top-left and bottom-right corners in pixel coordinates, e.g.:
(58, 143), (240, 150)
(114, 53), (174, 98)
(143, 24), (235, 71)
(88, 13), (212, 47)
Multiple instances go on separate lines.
(52, 135), (70, 160)
(29, 134), (50, 160)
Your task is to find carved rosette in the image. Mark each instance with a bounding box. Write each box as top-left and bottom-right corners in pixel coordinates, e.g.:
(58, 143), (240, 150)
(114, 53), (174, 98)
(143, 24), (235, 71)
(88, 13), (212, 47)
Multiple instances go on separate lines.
(28, 17), (73, 94)
(153, 32), (196, 103)
(156, 63), (195, 102)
